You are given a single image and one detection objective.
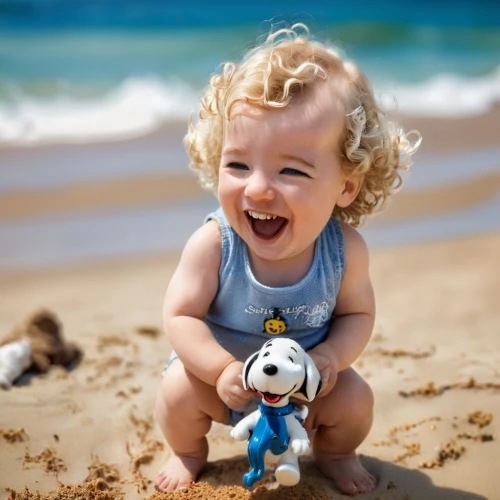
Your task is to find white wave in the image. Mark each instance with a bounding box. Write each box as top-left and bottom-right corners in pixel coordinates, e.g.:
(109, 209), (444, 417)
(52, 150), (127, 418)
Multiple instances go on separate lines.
(378, 66), (500, 118)
(0, 76), (199, 146)
(1, 68), (499, 147)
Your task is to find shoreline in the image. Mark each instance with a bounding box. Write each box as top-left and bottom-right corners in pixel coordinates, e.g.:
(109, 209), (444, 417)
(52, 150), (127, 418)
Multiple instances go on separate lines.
(1, 108), (498, 220)
(2, 107), (500, 194)
(1, 106), (500, 156)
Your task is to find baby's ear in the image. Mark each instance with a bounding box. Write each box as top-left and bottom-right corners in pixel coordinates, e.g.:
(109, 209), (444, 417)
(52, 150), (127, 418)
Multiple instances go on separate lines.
(336, 173), (363, 208)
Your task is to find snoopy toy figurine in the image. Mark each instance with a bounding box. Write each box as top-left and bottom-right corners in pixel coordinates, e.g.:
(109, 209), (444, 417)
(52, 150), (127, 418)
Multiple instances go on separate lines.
(230, 338), (322, 488)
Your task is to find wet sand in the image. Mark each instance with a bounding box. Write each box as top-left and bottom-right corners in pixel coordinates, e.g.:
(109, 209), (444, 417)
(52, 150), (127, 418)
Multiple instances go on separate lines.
(1, 107), (500, 222)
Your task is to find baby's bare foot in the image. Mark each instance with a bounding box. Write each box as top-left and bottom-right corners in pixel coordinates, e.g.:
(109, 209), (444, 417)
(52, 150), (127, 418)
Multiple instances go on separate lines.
(155, 453), (206, 492)
(316, 455), (376, 496)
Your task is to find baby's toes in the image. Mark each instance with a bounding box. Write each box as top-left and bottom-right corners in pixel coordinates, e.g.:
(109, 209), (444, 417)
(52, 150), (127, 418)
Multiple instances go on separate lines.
(353, 470), (376, 493)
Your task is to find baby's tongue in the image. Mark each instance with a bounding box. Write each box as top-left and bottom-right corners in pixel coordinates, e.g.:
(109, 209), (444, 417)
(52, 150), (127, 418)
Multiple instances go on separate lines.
(252, 217), (286, 239)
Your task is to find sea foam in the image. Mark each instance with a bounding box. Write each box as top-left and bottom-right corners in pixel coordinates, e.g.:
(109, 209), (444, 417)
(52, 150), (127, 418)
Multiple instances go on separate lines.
(378, 67), (500, 118)
(1, 68), (499, 147)
(0, 77), (196, 146)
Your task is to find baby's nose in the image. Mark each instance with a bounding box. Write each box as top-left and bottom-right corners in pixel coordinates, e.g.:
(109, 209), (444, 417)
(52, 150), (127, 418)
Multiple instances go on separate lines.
(263, 364), (278, 376)
(244, 171), (275, 201)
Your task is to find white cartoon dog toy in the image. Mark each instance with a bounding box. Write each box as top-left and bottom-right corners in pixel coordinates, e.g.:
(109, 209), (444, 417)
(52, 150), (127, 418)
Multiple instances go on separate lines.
(230, 338), (322, 488)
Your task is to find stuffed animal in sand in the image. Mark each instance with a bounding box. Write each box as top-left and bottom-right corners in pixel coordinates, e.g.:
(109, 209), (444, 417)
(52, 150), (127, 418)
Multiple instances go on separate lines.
(230, 338), (322, 488)
(0, 308), (81, 389)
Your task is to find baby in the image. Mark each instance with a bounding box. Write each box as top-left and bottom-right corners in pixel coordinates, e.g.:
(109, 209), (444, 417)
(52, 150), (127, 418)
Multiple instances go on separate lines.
(155, 24), (420, 496)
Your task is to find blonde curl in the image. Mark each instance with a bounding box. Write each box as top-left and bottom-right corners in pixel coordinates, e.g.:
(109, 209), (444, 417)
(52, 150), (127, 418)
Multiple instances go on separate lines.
(185, 24), (421, 227)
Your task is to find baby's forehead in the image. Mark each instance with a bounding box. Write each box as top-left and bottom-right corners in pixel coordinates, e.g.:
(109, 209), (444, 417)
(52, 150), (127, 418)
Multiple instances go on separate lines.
(223, 92), (344, 151)
(227, 79), (344, 120)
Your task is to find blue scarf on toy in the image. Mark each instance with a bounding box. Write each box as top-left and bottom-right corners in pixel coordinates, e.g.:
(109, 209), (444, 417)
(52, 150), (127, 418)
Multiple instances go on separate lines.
(243, 402), (295, 488)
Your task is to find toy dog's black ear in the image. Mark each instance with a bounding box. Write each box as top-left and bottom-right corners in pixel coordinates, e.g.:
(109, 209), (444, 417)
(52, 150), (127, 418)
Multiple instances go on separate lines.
(298, 377), (322, 400)
(315, 379), (323, 397)
(296, 352), (322, 401)
(242, 351), (259, 390)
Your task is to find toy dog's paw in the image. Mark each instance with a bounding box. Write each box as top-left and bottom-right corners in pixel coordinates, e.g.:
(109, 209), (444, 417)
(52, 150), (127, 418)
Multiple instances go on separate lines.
(230, 426), (250, 441)
(290, 438), (310, 455)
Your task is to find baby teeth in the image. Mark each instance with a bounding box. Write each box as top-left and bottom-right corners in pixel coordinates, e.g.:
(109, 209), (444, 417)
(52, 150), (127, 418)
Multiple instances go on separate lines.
(248, 210), (278, 220)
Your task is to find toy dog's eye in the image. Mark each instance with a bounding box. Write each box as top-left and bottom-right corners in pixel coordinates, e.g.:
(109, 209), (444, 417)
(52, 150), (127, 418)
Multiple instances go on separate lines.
(289, 357), (294, 363)
(263, 352), (270, 357)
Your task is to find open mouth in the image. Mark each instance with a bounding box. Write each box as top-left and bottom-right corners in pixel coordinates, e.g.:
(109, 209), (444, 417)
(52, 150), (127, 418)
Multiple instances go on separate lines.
(262, 392), (282, 404)
(257, 383), (297, 404)
(246, 211), (288, 241)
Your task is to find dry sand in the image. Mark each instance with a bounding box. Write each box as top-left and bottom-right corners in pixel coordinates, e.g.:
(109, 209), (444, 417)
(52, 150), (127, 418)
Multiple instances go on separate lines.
(1, 232), (499, 499)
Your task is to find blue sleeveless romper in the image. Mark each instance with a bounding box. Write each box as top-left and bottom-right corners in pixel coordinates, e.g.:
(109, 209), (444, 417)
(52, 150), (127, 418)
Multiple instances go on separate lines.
(164, 207), (345, 424)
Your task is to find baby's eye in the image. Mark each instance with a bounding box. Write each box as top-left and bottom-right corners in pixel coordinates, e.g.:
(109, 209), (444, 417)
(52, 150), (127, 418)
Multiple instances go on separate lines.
(280, 167), (310, 177)
(227, 162), (249, 170)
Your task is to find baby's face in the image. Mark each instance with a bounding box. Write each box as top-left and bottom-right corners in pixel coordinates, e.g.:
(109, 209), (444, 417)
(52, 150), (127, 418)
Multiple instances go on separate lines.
(218, 84), (347, 269)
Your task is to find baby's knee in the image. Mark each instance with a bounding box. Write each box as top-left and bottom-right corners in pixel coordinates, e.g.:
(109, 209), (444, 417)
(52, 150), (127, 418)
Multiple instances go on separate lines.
(156, 361), (195, 411)
(156, 360), (225, 424)
(310, 371), (374, 430)
(345, 374), (374, 420)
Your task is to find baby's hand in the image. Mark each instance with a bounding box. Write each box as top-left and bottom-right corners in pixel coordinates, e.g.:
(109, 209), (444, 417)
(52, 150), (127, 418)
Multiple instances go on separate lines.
(216, 360), (255, 409)
(307, 350), (338, 397)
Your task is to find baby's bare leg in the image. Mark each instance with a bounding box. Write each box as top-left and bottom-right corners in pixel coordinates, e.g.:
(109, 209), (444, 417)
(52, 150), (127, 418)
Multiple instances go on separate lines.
(305, 368), (375, 496)
(155, 359), (227, 492)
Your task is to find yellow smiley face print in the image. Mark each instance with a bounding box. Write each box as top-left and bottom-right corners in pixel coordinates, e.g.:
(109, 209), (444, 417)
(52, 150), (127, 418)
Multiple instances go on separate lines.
(263, 308), (287, 335)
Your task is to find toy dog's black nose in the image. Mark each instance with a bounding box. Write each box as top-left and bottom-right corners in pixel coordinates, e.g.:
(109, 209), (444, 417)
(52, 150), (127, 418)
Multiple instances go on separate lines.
(263, 364), (278, 376)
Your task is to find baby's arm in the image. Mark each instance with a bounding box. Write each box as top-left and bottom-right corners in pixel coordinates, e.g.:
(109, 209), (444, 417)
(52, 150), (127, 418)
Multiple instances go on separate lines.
(308, 223), (375, 394)
(163, 220), (252, 408)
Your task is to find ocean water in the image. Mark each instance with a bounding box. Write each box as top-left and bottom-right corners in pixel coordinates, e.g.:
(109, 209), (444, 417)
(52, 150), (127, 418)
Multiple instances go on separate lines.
(1, 1), (499, 269)
(1, 0), (500, 146)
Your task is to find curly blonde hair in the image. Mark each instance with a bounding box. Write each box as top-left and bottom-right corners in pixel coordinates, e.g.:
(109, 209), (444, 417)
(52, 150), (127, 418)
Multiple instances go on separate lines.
(185, 24), (421, 227)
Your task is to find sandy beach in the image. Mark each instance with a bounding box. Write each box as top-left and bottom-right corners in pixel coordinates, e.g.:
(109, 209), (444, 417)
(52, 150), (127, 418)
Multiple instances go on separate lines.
(0, 109), (499, 499)
(1, 233), (499, 499)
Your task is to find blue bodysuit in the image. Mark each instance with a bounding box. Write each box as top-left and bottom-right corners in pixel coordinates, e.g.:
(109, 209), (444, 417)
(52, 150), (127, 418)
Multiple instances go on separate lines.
(164, 207), (346, 426)
(204, 207), (346, 361)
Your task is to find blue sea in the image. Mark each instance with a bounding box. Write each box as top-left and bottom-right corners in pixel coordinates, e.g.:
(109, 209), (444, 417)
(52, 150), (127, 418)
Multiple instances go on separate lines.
(1, 1), (500, 269)
(1, 0), (499, 145)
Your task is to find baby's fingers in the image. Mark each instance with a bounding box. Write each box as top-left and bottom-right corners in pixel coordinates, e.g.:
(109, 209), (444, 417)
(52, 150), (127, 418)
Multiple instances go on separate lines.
(318, 367), (331, 392)
(225, 387), (252, 409)
(225, 396), (246, 409)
